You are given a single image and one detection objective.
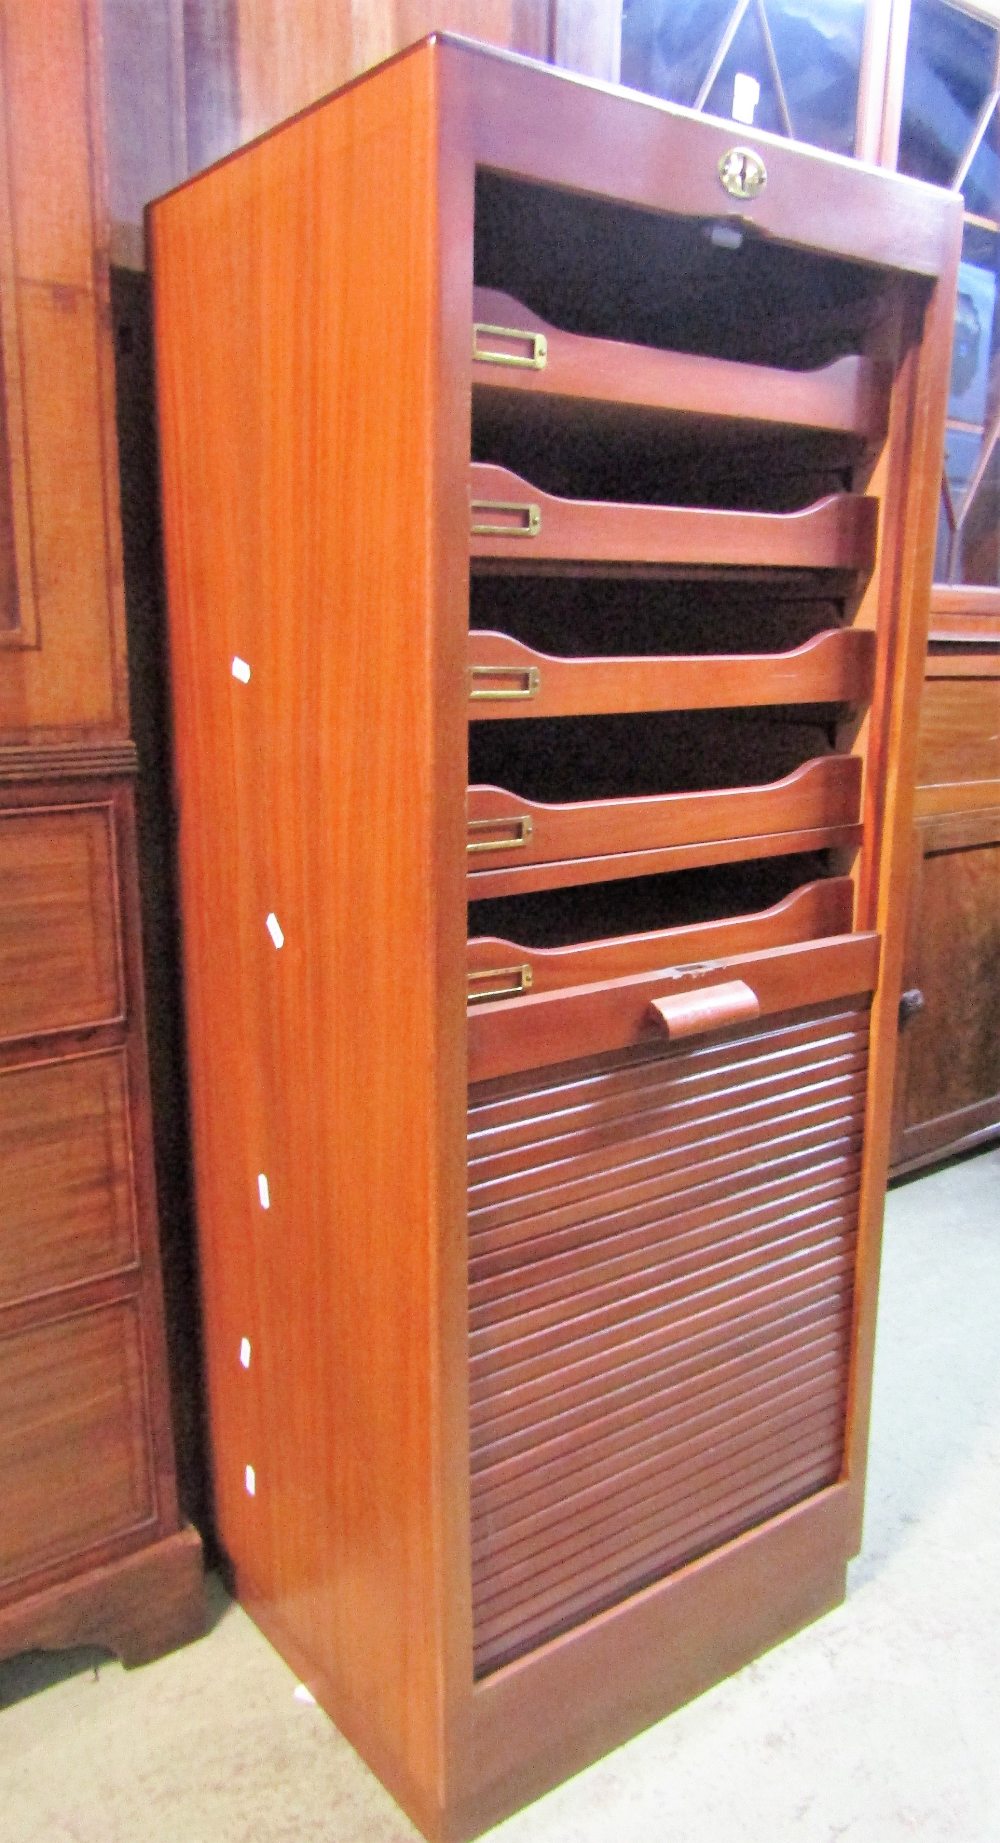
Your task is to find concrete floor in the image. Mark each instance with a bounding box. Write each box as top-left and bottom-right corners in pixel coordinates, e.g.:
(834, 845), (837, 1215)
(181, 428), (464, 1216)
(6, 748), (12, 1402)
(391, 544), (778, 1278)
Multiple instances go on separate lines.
(2, 1146), (998, 1843)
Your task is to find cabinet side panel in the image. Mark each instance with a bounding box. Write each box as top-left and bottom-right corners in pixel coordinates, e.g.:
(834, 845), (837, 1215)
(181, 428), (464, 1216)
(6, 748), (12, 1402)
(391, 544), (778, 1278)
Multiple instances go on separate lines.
(150, 49), (457, 1813)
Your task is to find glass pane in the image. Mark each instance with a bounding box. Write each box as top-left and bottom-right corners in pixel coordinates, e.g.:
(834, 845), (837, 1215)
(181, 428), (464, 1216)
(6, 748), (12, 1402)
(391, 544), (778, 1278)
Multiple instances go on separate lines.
(619, 0), (865, 155)
(619, 0), (735, 109)
(939, 226), (1000, 584)
(949, 226), (1000, 430)
(898, 0), (998, 193)
(945, 436), (1000, 583)
(963, 100), (1000, 222)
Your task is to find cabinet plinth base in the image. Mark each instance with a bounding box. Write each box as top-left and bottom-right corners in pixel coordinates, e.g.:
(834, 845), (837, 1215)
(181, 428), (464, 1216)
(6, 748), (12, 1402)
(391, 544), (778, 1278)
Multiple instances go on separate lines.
(0, 1526), (205, 1669)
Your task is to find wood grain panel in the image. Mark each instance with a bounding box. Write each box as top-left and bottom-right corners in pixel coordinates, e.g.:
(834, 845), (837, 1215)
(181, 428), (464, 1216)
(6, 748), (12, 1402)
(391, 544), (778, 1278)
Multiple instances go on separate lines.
(150, 42), (468, 1818)
(0, 0), (95, 287)
(0, 803), (123, 1043)
(468, 1002), (867, 1674)
(0, 1301), (155, 1592)
(916, 677), (1000, 791)
(0, 1050), (136, 1308)
(0, 0), (128, 729)
(472, 287), (890, 438)
(470, 464), (879, 572)
(234, 2), (551, 143)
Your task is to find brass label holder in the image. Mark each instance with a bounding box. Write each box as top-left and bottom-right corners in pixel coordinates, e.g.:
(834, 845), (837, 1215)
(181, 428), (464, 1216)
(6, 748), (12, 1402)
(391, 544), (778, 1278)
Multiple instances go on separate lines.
(473, 322), (548, 370)
(471, 500), (541, 538)
(467, 963), (534, 1004)
(469, 664), (541, 701)
(467, 815), (534, 853)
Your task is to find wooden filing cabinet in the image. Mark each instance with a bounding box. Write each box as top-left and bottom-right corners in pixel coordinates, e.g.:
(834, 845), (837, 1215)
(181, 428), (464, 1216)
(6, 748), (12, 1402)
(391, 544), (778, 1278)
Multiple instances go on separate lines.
(149, 36), (960, 1841)
(0, 0), (202, 1665)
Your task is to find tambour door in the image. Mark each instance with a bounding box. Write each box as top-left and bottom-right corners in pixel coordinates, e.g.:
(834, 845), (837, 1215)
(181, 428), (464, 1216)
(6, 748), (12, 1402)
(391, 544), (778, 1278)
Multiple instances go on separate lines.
(466, 934), (877, 1677)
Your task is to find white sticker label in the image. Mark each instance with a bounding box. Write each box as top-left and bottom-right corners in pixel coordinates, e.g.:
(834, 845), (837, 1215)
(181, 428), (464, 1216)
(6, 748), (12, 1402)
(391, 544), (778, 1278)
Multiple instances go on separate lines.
(231, 656), (251, 683)
(293, 1685), (317, 1705)
(732, 72), (760, 125)
(257, 1173), (271, 1210)
(265, 912), (285, 949)
(245, 1464), (256, 1496)
(239, 1337), (252, 1369)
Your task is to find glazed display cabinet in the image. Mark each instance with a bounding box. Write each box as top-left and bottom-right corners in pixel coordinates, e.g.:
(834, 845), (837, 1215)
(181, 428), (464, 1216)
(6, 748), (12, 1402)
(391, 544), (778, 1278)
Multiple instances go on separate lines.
(150, 37), (960, 1841)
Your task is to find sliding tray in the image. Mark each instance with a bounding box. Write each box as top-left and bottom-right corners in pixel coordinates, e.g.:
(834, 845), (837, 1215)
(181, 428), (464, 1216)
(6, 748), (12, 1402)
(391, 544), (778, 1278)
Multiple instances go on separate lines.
(467, 628), (876, 717)
(467, 931), (878, 1083)
(472, 288), (890, 441)
(467, 756), (861, 892)
(469, 464), (879, 573)
(467, 876), (854, 1002)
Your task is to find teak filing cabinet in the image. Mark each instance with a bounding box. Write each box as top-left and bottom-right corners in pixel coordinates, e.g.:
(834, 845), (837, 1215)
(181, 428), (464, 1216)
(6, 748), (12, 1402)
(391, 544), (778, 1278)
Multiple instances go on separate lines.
(150, 37), (961, 1843)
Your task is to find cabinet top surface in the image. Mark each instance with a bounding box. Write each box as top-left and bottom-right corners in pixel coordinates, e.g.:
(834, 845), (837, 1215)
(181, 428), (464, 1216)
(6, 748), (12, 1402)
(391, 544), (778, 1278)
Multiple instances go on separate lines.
(148, 33), (962, 282)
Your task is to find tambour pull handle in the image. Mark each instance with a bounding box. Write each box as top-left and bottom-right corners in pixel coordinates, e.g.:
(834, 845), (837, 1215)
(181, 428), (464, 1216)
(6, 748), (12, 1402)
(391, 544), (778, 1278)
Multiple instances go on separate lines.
(649, 980), (761, 1040)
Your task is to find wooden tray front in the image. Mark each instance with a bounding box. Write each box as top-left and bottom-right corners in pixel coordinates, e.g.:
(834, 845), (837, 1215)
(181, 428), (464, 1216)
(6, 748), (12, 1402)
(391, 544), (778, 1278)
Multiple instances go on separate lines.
(468, 876), (854, 1001)
(469, 464), (879, 573)
(467, 932), (879, 1083)
(472, 288), (890, 441)
(467, 757), (862, 882)
(467, 628), (876, 718)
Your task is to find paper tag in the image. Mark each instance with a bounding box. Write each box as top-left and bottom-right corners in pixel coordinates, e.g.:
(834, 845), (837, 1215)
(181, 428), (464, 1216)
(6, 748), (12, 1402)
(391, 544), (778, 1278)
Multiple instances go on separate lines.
(732, 71), (760, 125)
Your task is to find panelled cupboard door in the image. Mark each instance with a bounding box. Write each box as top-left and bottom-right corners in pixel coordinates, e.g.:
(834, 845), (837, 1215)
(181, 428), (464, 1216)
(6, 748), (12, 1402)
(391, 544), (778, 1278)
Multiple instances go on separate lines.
(0, 0), (129, 737)
(893, 807), (1000, 1169)
(0, 781), (204, 1666)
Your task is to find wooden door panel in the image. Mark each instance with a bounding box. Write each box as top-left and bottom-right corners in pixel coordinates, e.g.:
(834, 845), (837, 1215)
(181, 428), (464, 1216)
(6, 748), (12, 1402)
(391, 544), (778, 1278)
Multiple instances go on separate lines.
(0, 1050), (136, 1307)
(0, 804), (123, 1044)
(917, 678), (1000, 790)
(902, 833), (1000, 1132)
(0, 0), (127, 727)
(0, 1300), (155, 1592)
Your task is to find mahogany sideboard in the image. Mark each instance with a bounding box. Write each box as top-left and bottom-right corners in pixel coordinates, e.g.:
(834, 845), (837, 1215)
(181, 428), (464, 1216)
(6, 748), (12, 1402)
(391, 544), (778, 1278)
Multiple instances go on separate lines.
(149, 36), (960, 1840)
(0, 0), (202, 1665)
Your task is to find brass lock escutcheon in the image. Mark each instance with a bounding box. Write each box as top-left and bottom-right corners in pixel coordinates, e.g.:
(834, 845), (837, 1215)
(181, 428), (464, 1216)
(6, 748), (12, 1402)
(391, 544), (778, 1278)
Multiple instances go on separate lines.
(718, 146), (767, 200)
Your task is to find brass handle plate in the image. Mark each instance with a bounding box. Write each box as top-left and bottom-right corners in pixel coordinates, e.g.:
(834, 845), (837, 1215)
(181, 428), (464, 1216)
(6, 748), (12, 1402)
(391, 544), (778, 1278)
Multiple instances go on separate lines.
(467, 962), (534, 1004)
(471, 499), (541, 538)
(469, 664), (541, 701)
(473, 321), (548, 370)
(467, 815), (534, 853)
